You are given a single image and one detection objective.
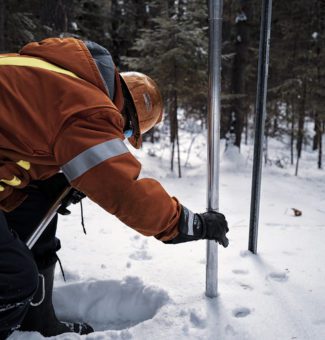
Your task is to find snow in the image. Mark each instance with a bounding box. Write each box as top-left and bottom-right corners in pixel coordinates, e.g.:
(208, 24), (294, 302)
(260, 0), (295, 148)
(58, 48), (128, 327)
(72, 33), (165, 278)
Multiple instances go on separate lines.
(9, 132), (325, 340)
(71, 22), (78, 31)
(54, 277), (169, 331)
(235, 12), (248, 24)
(312, 32), (318, 40)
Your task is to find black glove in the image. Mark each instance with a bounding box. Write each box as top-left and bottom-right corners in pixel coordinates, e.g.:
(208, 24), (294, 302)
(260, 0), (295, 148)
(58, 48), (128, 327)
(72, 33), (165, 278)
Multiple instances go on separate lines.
(164, 206), (229, 247)
(199, 211), (229, 247)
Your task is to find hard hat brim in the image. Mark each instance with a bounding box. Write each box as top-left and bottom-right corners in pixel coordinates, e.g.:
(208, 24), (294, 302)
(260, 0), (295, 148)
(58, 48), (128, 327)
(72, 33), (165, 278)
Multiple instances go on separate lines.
(119, 75), (142, 149)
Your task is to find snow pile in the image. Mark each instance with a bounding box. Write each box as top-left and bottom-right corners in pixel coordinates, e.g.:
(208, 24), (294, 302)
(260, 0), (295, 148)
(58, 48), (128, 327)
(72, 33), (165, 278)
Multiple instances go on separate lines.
(53, 276), (170, 331)
(221, 144), (248, 172)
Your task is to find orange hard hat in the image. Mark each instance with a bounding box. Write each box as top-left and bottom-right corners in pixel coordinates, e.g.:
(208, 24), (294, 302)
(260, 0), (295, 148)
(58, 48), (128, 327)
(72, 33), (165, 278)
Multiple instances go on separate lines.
(120, 72), (163, 148)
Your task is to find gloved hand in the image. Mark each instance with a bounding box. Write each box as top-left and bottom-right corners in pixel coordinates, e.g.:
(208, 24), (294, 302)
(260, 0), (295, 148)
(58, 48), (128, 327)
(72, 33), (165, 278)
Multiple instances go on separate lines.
(164, 206), (229, 247)
(199, 211), (229, 247)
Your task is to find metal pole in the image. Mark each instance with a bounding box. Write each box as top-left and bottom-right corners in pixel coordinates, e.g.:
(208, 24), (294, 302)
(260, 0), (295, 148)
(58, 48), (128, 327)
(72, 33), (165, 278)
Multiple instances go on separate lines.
(26, 187), (71, 249)
(206, 0), (223, 298)
(248, 0), (272, 254)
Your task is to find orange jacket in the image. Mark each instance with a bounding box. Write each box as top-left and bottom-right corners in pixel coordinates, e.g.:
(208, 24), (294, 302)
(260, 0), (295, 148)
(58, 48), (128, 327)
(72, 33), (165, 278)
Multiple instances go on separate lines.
(0, 38), (180, 241)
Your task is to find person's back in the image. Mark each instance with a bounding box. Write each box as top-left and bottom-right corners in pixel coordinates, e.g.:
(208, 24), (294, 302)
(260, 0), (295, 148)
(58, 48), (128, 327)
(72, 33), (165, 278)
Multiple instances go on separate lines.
(0, 38), (124, 210)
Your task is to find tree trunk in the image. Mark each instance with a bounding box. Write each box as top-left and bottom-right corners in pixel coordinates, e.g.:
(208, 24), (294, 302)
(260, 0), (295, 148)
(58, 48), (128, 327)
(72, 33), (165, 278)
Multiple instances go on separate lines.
(290, 101), (295, 166)
(171, 139), (175, 172)
(135, 0), (149, 29)
(228, 0), (251, 149)
(176, 122), (182, 178)
(169, 104), (175, 172)
(264, 134), (268, 165)
(285, 102), (290, 130)
(295, 81), (307, 176)
(0, 0), (5, 52)
(185, 135), (196, 167)
(110, 0), (122, 65)
(318, 120), (323, 169)
(41, 0), (73, 33)
(244, 111), (248, 145)
(273, 117), (278, 137)
(295, 156), (300, 176)
(313, 112), (320, 151)
(169, 90), (181, 177)
(264, 116), (270, 165)
(149, 128), (155, 144)
(169, 92), (177, 173)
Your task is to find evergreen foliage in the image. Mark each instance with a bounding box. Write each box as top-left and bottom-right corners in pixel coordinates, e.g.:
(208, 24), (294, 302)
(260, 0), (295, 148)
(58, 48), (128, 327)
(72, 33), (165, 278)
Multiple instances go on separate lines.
(123, 0), (208, 176)
(0, 0), (323, 172)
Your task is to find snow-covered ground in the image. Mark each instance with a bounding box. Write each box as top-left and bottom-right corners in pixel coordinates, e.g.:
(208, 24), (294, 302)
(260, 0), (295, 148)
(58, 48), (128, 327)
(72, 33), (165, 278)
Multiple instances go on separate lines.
(10, 132), (325, 340)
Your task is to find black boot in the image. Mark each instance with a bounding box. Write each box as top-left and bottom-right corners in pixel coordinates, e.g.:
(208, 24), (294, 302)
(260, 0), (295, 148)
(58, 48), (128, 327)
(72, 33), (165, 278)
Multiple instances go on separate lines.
(20, 263), (94, 337)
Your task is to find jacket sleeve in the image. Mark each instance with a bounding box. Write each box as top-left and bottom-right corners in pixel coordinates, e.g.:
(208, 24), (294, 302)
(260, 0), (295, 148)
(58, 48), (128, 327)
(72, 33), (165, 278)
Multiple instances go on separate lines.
(53, 109), (181, 241)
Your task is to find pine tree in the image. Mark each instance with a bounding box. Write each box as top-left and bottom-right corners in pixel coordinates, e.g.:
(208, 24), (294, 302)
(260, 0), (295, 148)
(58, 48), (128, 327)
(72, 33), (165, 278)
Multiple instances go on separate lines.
(226, 0), (252, 149)
(41, 0), (74, 33)
(4, 0), (42, 51)
(124, 0), (208, 177)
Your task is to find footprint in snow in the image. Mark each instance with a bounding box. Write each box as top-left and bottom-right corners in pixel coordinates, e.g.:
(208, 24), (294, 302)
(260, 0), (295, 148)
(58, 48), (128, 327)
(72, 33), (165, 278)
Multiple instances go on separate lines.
(129, 250), (152, 261)
(267, 271), (289, 282)
(232, 307), (251, 318)
(53, 276), (170, 331)
(129, 238), (152, 260)
(238, 282), (253, 291)
(232, 269), (249, 275)
(131, 235), (148, 249)
(313, 319), (325, 325)
(189, 310), (207, 329)
(225, 324), (237, 336)
(263, 290), (273, 296)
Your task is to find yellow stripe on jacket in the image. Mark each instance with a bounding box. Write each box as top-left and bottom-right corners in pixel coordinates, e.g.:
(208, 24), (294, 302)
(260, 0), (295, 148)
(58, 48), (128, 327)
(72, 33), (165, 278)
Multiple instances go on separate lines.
(0, 56), (80, 79)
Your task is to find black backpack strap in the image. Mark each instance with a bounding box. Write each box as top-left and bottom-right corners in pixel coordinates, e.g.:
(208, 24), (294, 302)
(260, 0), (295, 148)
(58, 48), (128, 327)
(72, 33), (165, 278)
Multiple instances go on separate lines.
(84, 41), (115, 99)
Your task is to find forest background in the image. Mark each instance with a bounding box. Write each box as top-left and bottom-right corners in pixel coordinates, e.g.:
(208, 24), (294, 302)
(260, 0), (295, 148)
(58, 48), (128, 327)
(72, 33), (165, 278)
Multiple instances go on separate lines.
(0, 0), (324, 176)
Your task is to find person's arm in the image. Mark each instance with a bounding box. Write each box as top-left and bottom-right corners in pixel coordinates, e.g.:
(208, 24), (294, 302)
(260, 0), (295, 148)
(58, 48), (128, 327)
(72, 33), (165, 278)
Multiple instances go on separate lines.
(54, 109), (229, 246)
(54, 109), (181, 241)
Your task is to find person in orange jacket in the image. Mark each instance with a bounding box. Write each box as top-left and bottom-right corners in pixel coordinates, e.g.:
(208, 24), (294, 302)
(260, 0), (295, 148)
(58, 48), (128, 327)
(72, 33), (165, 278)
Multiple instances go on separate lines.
(0, 38), (229, 338)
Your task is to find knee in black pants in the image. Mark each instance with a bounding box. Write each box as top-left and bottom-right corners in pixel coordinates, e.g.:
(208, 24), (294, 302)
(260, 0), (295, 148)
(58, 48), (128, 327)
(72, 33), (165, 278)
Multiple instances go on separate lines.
(4, 178), (63, 270)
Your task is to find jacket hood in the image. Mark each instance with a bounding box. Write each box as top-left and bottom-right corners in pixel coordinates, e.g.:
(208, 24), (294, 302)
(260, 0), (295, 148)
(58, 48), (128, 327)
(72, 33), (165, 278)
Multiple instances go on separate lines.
(20, 37), (109, 96)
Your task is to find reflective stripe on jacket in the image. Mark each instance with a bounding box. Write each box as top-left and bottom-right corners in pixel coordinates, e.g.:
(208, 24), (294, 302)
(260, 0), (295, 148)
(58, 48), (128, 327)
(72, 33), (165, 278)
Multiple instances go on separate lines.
(0, 38), (180, 241)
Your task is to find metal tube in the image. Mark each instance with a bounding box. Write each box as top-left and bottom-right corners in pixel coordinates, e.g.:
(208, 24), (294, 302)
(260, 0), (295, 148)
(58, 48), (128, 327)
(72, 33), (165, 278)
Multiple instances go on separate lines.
(206, 0), (223, 298)
(248, 0), (273, 254)
(26, 187), (71, 249)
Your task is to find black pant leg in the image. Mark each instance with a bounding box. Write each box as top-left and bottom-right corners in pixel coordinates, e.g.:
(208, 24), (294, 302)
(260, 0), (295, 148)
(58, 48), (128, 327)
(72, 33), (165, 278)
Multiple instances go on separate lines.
(4, 185), (61, 270)
(0, 211), (38, 337)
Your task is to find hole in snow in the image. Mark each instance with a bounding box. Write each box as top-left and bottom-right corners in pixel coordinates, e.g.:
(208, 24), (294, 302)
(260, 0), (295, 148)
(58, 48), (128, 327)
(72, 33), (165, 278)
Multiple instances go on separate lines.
(267, 271), (289, 282)
(232, 307), (251, 318)
(53, 276), (170, 331)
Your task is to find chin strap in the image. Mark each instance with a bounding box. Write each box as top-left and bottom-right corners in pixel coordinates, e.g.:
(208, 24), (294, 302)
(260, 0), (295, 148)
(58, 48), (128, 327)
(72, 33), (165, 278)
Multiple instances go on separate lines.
(124, 129), (133, 138)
